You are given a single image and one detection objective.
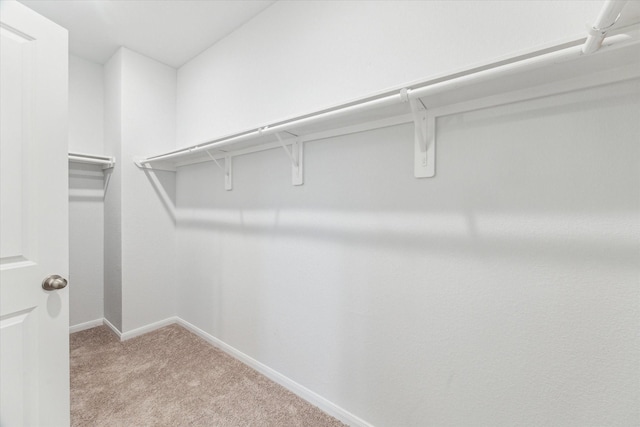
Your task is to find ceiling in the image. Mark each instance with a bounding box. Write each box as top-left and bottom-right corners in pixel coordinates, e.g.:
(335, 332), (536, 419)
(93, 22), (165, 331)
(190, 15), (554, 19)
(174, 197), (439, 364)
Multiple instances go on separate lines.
(17, 0), (276, 68)
(15, 0), (640, 69)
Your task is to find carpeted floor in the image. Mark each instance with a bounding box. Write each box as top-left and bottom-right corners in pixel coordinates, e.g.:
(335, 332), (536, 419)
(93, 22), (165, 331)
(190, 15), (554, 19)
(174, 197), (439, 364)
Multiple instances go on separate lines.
(70, 324), (346, 426)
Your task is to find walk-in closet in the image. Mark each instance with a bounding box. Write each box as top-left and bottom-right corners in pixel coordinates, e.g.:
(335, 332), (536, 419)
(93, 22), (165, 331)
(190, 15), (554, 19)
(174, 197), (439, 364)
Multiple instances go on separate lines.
(1, 1), (639, 426)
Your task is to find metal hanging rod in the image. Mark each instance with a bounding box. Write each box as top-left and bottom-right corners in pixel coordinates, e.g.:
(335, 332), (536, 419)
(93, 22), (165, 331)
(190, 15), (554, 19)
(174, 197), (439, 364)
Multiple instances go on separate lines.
(583, 0), (628, 54)
(68, 152), (115, 169)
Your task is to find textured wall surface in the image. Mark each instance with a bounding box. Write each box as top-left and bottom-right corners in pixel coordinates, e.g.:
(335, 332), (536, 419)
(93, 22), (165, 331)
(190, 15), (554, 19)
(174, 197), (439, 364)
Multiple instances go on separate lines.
(69, 163), (104, 327)
(103, 50), (123, 331)
(175, 80), (639, 426)
(176, 0), (601, 146)
(68, 55), (103, 153)
(68, 55), (105, 328)
(83, 48), (178, 333)
(173, 2), (638, 424)
(119, 48), (177, 333)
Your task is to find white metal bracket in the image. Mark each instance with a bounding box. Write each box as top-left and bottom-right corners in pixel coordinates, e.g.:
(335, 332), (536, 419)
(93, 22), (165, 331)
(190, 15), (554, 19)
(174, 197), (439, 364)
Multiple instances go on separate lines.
(134, 158), (176, 172)
(206, 151), (233, 190)
(224, 155), (233, 190)
(275, 132), (304, 186)
(406, 93), (435, 178)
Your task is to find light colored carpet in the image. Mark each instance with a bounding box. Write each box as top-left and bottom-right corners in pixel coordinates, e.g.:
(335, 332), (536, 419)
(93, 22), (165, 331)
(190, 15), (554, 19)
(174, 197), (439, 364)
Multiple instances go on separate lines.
(70, 324), (346, 426)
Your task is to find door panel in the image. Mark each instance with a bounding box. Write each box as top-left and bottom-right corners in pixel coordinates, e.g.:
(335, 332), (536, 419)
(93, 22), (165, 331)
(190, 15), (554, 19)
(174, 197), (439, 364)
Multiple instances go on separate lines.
(0, 307), (37, 426)
(0, 2), (69, 426)
(0, 19), (35, 267)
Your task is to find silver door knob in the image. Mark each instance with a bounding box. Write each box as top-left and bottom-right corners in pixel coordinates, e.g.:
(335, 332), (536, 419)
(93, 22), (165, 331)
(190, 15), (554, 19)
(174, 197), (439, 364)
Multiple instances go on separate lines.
(42, 274), (68, 291)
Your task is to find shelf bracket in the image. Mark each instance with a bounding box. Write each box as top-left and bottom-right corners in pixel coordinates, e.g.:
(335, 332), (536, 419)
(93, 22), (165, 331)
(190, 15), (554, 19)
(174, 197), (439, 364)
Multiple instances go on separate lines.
(224, 155), (232, 190)
(404, 90), (435, 178)
(206, 150), (232, 191)
(134, 158), (176, 172)
(275, 132), (304, 186)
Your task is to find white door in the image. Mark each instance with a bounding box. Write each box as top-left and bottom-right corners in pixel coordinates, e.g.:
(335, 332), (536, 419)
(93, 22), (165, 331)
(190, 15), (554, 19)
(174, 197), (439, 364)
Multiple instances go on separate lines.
(0, 1), (69, 426)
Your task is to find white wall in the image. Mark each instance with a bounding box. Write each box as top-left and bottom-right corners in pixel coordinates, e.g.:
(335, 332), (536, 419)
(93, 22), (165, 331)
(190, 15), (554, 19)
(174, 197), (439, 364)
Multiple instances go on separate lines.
(103, 49), (123, 331)
(176, 81), (640, 427)
(69, 55), (104, 154)
(119, 48), (177, 333)
(174, 2), (639, 425)
(68, 55), (104, 328)
(176, 0), (602, 146)
(81, 47), (177, 334)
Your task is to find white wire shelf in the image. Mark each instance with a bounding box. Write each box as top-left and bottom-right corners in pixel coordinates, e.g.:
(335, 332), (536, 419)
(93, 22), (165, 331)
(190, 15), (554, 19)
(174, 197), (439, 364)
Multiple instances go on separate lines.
(134, 24), (640, 188)
(68, 152), (115, 169)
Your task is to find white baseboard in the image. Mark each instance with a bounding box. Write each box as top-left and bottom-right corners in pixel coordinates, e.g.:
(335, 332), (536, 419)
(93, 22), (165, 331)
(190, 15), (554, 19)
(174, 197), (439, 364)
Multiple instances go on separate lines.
(175, 317), (373, 427)
(120, 316), (179, 341)
(69, 318), (104, 334)
(102, 317), (122, 339)
(73, 316), (177, 341)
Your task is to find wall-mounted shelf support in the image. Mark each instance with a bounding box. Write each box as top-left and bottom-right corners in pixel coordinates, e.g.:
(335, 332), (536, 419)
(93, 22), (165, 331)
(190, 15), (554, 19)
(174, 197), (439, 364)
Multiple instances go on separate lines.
(206, 150), (232, 190)
(223, 155), (232, 190)
(403, 90), (435, 178)
(68, 152), (115, 169)
(275, 132), (304, 186)
(134, 159), (176, 172)
(224, 155), (232, 190)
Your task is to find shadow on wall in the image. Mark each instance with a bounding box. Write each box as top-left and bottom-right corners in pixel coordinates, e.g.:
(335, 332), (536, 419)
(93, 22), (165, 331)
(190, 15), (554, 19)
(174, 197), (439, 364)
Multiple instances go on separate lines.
(163, 81), (639, 426)
(69, 162), (107, 202)
(143, 168), (177, 223)
(173, 207), (637, 270)
(164, 81), (640, 270)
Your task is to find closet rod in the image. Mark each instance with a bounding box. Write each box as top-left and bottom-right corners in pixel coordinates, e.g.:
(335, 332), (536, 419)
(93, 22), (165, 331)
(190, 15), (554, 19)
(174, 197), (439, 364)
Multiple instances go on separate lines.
(408, 33), (634, 101)
(144, 93), (400, 163)
(142, 30), (638, 166)
(583, 0), (628, 54)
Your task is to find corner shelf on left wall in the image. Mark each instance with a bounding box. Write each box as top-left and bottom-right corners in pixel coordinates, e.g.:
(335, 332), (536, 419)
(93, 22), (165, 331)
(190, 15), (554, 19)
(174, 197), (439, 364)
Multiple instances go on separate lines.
(68, 152), (115, 170)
